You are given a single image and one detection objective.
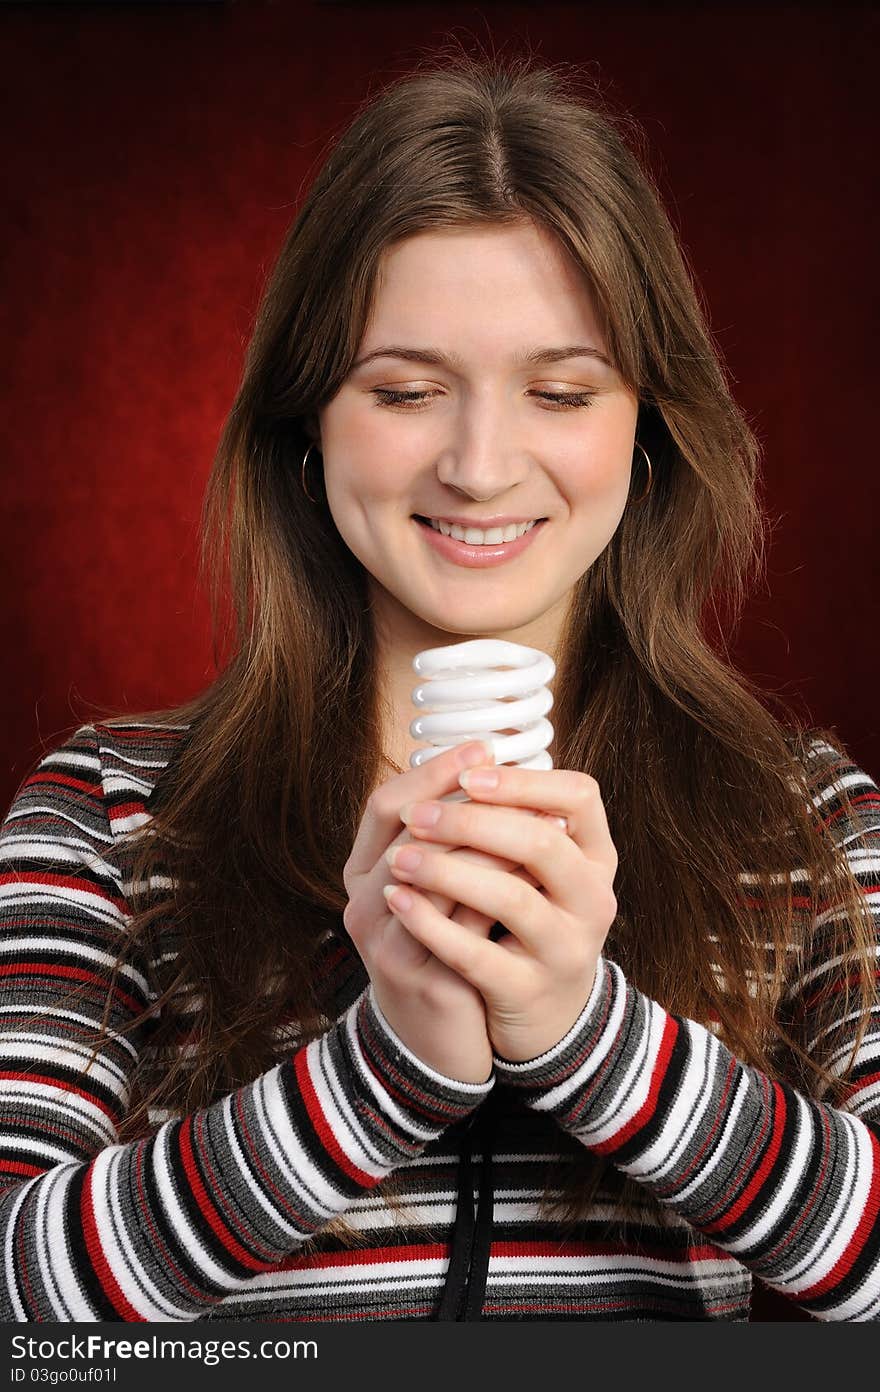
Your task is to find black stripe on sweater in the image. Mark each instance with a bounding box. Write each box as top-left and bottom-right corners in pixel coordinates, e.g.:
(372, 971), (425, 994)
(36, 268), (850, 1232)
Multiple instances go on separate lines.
(66, 1164), (128, 1320)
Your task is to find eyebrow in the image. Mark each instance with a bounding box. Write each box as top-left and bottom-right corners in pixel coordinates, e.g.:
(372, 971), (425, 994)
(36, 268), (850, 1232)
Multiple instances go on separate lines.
(350, 343), (615, 372)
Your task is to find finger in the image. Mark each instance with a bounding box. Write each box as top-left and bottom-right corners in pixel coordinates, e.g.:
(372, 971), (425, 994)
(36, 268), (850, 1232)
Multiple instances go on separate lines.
(346, 740), (496, 879)
(450, 861), (544, 936)
(449, 902), (499, 934)
(379, 824), (519, 929)
(452, 766), (617, 879)
(402, 800), (592, 918)
(393, 832), (520, 877)
(430, 848), (520, 935)
(387, 845), (553, 955)
(377, 905), (433, 971)
(382, 884), (512, 998)
(448, 857), (539, 932)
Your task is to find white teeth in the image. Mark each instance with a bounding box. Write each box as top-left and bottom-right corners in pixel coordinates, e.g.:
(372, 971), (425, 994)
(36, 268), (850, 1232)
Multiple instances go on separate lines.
(428, 519), (538, 544)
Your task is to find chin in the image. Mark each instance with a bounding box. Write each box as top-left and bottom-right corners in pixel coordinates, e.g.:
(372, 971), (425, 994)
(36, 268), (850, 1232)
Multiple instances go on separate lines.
(414, 606), (540, 637)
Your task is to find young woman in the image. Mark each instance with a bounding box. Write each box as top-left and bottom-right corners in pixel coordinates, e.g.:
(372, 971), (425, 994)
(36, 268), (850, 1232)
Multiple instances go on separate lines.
(1, 54), (878, 1323)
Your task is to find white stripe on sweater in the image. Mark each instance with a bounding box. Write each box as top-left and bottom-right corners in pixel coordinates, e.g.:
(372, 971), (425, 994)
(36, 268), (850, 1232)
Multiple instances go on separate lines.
(138, 1130), (225, 1316)
(245, 1066), (342, 1232)
(1, 805), (114, 846)
(37, 1167), (75, 1320)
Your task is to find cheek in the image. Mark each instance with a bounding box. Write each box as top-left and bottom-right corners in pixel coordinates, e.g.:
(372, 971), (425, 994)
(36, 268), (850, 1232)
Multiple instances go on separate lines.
(566, 435), (633, 501)
(322, 405), (402, 492)
(321, 408), (422, 519)
(555, 395), (636, 483)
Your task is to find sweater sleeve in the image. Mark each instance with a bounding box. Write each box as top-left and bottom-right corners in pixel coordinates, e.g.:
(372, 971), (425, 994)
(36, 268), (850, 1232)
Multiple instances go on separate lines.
(492, 741), (880, 1322)
(0, 724), (492, 1321)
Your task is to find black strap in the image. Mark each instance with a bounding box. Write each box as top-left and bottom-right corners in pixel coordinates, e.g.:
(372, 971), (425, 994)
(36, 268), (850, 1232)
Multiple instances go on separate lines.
(434, 1114), (477, 1320)
(462, 1103), (496, 1320)
(434, 1093), (498, 1321)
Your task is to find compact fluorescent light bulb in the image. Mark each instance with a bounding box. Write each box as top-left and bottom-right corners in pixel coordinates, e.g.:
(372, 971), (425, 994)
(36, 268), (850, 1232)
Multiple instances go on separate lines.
(409, 639), (556, 804)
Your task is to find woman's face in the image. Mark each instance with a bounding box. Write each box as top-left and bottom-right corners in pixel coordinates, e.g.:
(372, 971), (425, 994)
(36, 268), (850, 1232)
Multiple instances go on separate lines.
(316, 220), (640, 655)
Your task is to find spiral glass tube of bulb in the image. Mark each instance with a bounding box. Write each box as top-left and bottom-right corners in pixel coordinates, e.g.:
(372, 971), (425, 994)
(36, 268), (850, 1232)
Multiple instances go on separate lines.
(408, 639), (556, 805)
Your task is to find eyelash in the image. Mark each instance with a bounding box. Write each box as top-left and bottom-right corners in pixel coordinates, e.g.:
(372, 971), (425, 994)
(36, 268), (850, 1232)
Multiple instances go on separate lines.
(371, 388), (596, 411)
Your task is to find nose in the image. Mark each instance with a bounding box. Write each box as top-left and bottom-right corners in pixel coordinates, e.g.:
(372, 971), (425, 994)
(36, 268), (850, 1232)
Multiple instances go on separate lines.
(435, 395), (531, 501)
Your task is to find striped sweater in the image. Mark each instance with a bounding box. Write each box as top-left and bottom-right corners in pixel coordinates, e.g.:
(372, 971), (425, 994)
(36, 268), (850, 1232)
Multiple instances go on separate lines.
(0, 721), (878, 1322)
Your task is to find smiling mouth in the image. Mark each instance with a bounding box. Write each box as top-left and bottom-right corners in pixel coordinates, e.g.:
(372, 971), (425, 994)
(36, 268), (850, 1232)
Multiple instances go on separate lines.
(412, 515), (549, 533)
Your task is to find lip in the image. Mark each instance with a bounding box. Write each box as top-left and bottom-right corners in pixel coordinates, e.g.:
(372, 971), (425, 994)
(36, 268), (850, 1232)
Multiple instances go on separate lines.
(413, 515), (547, 567)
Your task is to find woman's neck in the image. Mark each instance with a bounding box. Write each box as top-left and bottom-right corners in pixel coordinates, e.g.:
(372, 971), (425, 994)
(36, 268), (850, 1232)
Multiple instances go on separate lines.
(378, 677), (422, 775)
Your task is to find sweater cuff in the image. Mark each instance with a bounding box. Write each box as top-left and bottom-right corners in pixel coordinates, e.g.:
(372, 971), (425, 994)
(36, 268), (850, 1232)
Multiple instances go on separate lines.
(339, 985), (493, 1165)
(491, 955), (616, 1110)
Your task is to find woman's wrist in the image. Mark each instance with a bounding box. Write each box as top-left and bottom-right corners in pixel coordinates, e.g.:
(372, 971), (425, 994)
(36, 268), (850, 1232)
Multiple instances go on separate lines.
(349, 986), (494, 1139)
(491, 955), (611, 1091)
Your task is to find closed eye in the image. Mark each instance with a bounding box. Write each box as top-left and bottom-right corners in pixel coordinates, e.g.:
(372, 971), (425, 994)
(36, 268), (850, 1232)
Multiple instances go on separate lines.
(371, 388), (597, 410)
(532, 391), (596, 410)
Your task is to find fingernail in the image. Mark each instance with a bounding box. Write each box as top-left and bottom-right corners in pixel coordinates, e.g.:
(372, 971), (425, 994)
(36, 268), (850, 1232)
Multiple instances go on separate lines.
(400, 801), (442, 828)
(459, 769), (499, 791)
(386, 845), (423, 871)
(458, 741), (494, 769)
(383, 883), (413, 912)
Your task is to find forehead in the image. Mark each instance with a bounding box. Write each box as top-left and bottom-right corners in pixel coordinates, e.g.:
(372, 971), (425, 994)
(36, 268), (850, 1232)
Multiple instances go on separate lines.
(367, 222), (605, 344)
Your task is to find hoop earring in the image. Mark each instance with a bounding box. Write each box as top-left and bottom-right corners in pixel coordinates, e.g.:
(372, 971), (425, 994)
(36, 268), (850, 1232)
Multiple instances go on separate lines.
(301, 443), (323, 503)
(630, 441), (653, 504)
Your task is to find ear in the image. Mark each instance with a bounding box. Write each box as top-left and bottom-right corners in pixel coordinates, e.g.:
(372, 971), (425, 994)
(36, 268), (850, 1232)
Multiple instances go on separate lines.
(303, 413), (322, 448)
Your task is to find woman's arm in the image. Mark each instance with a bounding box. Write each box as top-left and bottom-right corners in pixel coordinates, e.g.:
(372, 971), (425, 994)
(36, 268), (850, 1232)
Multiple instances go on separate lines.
(492, 744), (880, 1322)
(0, 725), (491, 1320)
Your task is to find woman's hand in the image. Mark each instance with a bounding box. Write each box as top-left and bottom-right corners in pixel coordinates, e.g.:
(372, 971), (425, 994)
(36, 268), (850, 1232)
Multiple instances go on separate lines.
(383, 765), (619, 1063)
(343, 740), (508, 1083)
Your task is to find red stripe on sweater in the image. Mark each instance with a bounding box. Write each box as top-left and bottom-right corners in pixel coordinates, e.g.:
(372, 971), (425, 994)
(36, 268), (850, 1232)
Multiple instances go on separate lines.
(356, 1003), (461, 1126)
(293, 1047), (379, 1189)
(801, 968), (880, 1012)
(591, 1014), (679, 1155)
(177, 1116), (269, 1272)
(0, 1160), (46, 1179)
(285, 1242), (448, 1270)
(0, 871), (127, 913)
(844, 1069), (880, 1100)
(0, 962), (143, 1017)
(25, 773), (103, 797)
(0, 1071), (118, 1123)
(738, 895), (815, 912)
(279, 1238), (729, 1271)
(80, 1163), (145, 1320)
(108, 803), (148, 822)
(795, 1126), (880, 1301)
(822, 791), (880, 828)
(701, 1079), (787, 1235)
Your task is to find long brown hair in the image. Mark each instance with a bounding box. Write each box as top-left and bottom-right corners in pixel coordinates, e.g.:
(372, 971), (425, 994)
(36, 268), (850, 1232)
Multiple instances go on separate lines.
(70, 47), (875, 1232)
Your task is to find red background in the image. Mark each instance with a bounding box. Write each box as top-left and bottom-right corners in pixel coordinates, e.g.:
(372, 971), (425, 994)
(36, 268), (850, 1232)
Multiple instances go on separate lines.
(2, 1), (877, 1321)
